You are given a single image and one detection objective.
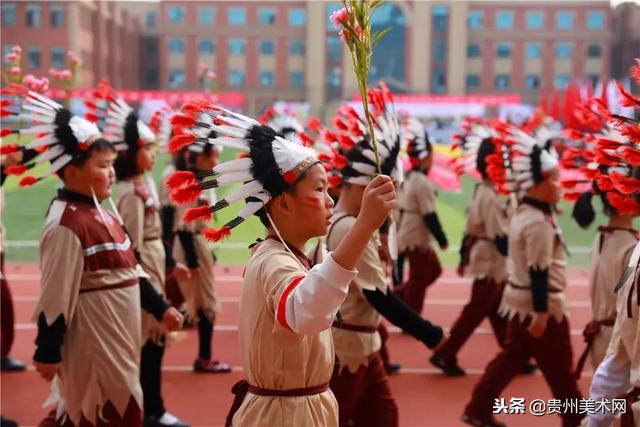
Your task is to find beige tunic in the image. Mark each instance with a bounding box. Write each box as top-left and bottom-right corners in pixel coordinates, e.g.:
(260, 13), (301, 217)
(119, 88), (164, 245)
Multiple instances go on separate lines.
(463, 182), (509, 282)
(117, 178), (166, 344)
(172, 188), (219, 321)
(588, 228), (638, 368)
(607, 242), (640, 419)
(397, 171), (437, 252)
(499, 202), (568, 322)
(234, 238), (355, 427)
(326, 214), (385, 373)
(34, 196), (142, 426)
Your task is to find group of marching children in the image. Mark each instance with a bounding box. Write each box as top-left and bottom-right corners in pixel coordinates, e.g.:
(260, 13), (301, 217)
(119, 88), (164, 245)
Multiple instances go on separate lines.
(1, 57), (639, 427)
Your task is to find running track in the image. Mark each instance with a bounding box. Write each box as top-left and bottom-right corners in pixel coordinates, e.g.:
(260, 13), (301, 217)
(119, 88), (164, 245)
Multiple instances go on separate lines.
(1, 263), (595, 426)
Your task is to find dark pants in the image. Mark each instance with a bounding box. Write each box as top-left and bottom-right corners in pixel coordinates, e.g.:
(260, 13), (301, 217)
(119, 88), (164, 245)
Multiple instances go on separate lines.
(1, 254), (15, 357)
(399, 247), (442, 315)
(465, 316), (584, 427)
(330, 353), (398, 427)
(435, 278), (506, 363)
(141, 339), (166, 418)
(39, 396), (142, 427)
(164, 275), (184, 308)
(377, 323), (392, 369)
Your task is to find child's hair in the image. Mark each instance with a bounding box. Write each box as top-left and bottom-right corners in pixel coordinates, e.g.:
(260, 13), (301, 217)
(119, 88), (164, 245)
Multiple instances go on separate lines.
(253, 166), (312, 228)
(58, 138), (115, 180)
(476, 137), (495, 180)
(114, 148), (139, 181)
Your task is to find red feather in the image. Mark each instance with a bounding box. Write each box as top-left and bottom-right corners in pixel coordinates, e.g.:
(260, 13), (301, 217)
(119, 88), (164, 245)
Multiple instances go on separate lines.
(606, 191), (640, 215)
(560, 180), (587, 189)
(85, 112), (100, 123)
(168, 133), (196, 153)
(596, 138), (622, 150)
(0, 128), (14, 137)
(595, 174), (614, 192)
(581, 167), (598, 179)
(170, 113), (197, 129)
(8, 83), (29, 96)
(19, 176), (38, 187)
(0, 144), (20, 155)
(5, 164), (28, 176)
(337, 134), (355, 150)
(169, 184), (201, 204)
(620, 146), (640, 166)
(202, 226), (232, 242)
(333, 153), (347, 170)
(84, 100), (98, 110)
(1, 108), (13, 117)
(0, 99), (10, 107)
(614, 81), (640, 108)
(328, 175), (343, 188)
(631, 59), (640, 86)
(165, 171), (197, 189)
(620, 124), (640, 144)
(183, 205), (212, 223)
(563, 192), (582, 201)
(610, 172), (640, 195)
(307, 117), (322, 133)
(299, 132), (313, 147)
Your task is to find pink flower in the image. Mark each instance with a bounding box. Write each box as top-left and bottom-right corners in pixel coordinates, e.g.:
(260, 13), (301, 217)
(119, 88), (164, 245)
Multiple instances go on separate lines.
(355, 22), (365, 42)
(206, 71), (216, 79)
(330, 7), (349, 29)
(5, 52), (17, 62)
(60, 69), (72, 80)
(11, 45), (22, 54)
(22, 74), (36, 85)
(9, 66), (20, 75)
(67, 51), (79, 67)
(48, 68), (60, 78)
(38, 80), (49, 93)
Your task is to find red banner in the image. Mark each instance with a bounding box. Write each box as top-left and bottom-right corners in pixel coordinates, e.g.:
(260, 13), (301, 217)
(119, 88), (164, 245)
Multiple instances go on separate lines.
(46, 88), (246, 108)
(353, 93), (521, 106)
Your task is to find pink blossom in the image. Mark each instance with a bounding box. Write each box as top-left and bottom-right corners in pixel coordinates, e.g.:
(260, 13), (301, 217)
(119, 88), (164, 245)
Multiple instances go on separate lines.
(60, 69), (72, 80)
(22, 74), (36, 85)
(5, 52), (17, 62)
(49, 68), (61, 78)
(330, 7), (349, 29)
(37, 80), (49, 93)
(9, 66), (20, 75)
(11, 45), (22, 54)
(67, 51), (79, 67)
(205, 71), (216, 79)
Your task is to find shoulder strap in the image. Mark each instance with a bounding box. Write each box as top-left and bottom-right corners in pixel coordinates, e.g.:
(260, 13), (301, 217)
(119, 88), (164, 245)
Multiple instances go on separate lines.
(326, 213), (356, 251)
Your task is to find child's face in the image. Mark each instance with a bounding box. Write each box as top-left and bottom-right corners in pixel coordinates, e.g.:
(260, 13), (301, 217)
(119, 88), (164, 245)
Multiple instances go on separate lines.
(276, 164), (335, 238)
(65, 149), (116, 201)
(528, 169), (560, 205)
(136, 142), (157, 173)
(195, 149), (220, 171)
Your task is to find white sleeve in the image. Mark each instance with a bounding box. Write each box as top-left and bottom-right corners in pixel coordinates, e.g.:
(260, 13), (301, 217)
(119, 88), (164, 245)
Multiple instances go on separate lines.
(275, 253), (357, 335)
(587, 352), (631, 427)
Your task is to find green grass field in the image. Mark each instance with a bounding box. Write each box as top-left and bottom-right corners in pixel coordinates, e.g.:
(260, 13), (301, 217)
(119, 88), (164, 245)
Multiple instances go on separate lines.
(2, 136), (634, 266)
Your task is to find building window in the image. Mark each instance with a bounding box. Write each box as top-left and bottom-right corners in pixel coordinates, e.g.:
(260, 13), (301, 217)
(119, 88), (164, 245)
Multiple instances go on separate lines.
(229, 70), (245, 86)
(198, 39), (215, 54)
(586, 11), (605, 30)
(228, 7), (246, 25)
(145, 11), (157, 28)
(327, 36), (342, 61)
(433, 37), (446, 62)
(432, 69), (446, 93)
(495, 74), (510, 89)
(555, 43), (572, 59)
(50, 46), (65, 69)
(496, 43), (512, 58)
(198, 6), (215, 25)
(554, 74), (571, 89)
(1, 3), (16, 27)
(526, 42), (542, 59)
(587, 44), (602, 58)
(26, 3), (41, 27)
(467, 43), (481, 58)
(167, 5), (185, 24)
(467, 10), (483, 29)
(328, 66), (341, 90)
(288, 8), (305, 27)
(27, 46), (41, 68)
(587, 74), (599, 87)
(2, 46), (13, 64)
(466, 74), (480, 90)
(168, 38), (185, 54)
(525, 11), (544, 29)
(260, 71), (274, 87)
(228, 39), (246, 55)
(556, 11), (574, 29)
(289, 41), (305, 55)
(290, 71), (304, 88)
(432, 6), (448, 32)
(259, 8), (276, 25)
(496, 10), (514, 29)
(525, 75), (540, 89)
(169, 69), (185, 88)
(50, 4), (64, 28)
(260, 40), (274, 55)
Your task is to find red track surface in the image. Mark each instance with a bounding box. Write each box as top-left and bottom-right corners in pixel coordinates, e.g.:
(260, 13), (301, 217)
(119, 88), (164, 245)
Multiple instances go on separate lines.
(1, 263), (594, 426)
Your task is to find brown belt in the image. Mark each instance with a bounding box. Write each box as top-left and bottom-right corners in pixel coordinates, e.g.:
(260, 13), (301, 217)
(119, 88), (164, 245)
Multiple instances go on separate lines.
(79, 279), (138, 294)
(225, 380), (329, 427)
(573, 318), (616, 380)
(620, 387), (640, 427)
(332, 321), (378, 333)
(143, 236), (161, 242)
(508, 282), (563, 293)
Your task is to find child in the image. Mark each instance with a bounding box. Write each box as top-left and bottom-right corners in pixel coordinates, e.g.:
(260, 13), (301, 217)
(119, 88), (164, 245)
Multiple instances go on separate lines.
(163, 103), (397, 426)
(108, 97), (189, 427)
(2, 86), (182, 426)
(463, 127), (583, 427)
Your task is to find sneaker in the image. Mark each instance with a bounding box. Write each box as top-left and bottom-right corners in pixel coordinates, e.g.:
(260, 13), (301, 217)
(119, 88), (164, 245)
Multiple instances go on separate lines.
(193, 358), (231, 373)
(461, 413), (507, 427)
(521, 361), (538, 375)
(385, 363), (401, 375)
(0, 356), (26, 372)
(144, 412), (189, 427)
(1, 416), (19, 427)
(429, 354), (466, 377)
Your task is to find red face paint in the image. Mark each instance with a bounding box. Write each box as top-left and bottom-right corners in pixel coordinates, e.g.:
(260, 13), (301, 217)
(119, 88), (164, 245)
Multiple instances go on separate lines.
(303, 195), (323, 208)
